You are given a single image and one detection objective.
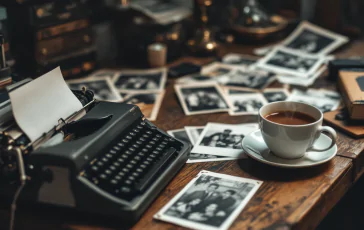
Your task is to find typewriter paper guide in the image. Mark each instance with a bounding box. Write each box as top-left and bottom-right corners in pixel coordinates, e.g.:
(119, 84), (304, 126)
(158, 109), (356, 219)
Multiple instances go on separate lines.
(9, 67), (84, 142)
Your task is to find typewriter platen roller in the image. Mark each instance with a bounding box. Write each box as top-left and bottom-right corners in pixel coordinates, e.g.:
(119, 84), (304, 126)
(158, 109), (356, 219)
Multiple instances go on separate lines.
(0, 69), (191, 225)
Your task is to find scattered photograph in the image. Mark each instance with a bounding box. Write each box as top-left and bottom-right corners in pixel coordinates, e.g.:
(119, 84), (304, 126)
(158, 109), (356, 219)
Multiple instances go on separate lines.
(167, 128), (192, 146)
(67, 77), (122, 102)
(122, 91), (165, 121)
(154, 170), (262, 230)
(227, 94), (268, 116)
(174, 83), (231, 115)
(192, 123), (259, 158)
(113, 68), (167, 93)
(262, 88), (290, 103)
(256, 47), (325, 78)
(219, 69), (276, 90)
(286, 89), (341, 113)
(276, 65), (327, 87)
(282, 21), (349, 55)
(201, 62), (241, 78)
(185, 126), (205, 145)
(176, 73), (220, 85)
(221, 53), (258, 67)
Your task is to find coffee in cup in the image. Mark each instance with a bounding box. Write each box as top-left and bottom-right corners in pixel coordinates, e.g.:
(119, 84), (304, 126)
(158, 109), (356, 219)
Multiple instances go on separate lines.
(259, 101), (337, 159)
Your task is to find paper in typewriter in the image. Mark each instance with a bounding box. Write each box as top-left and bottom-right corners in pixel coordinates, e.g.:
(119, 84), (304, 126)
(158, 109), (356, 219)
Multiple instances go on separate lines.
(9, 67), (84, 142)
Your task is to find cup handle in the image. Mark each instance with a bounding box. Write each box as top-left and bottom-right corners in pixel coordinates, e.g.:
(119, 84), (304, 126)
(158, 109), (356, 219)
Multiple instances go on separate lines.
(309, 126), (337, 152)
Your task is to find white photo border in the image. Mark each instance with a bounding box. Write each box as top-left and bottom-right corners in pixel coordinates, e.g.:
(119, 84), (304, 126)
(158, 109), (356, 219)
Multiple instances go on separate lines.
(255, 46), (326, 78)
(227, 93), (268, 116)
(174, 83), (231, 116)
(113, 67), (167, 93)
(153, 170), (263, 230)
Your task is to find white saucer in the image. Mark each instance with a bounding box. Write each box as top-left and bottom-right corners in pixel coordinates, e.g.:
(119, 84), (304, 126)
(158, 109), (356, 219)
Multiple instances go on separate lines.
(242, 130), (337, 168)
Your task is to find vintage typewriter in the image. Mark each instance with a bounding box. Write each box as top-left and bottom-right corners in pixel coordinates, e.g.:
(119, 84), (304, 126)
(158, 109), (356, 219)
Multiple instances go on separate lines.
(0, 68), (191, 228)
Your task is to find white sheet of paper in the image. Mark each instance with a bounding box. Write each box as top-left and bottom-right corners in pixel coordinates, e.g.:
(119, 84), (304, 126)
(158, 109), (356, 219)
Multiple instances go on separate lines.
(9, 67), (83, 142)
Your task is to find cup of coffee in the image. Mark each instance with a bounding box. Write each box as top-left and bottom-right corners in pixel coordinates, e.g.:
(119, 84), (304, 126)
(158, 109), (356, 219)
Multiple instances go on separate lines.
(258, 101), (337, 159)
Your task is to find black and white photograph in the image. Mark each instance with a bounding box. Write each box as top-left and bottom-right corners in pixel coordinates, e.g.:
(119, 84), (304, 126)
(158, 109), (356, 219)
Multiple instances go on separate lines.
(192, 123), (259, 158)
(262, 88), (290, 103)
(282, 21), (349, 55)
(67, 77), (122, 102)
(227, 94), (268, 116)
(256, 47), (325, 78)
(167, 128), (193, 146)
(201, 62), (241, 79)
(223, 87), (259, 95)
(153, 170), (262, 230)
(276, 65), (326, 87)
(122, 91), (165, 121)
(176, 73), (220, 85)
(286, 89), (341, 113)
(174, 83), (231, 115)
(113, 68), (167, 93)
(221, 53), (258, 67)
(219, 69), (276, 90)
(185, 126), (204, 145)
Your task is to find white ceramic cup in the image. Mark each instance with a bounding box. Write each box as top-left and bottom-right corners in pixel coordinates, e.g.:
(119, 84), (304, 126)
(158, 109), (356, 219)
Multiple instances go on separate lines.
(258, 101), (337, 159)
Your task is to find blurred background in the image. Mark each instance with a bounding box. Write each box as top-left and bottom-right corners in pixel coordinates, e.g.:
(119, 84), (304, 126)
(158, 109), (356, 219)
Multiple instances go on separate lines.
(0, 0), (363, 83)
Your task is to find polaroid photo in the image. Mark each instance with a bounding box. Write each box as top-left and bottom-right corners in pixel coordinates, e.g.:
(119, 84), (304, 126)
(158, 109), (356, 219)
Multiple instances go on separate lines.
(219, 69), (276, 90)
(227, 94), (268, 116)
(256, 47), (325, 78)
(286, 90), (341, 113)
(307, 88), (341, 100)
(221, 53), (258, 67)
(167, 128), (193, 146)
(262, 88), (290, 103)
(201, 62), (244, 79)
(174, 83), (231, 115)
(154, 170), (262, 230)
(276, 65), (327, 87)
(192, 123), (259, 158)
(282, 21), (349, 55)
(122, 91), (165, 121)
(113, 68), (167, 93)
(67, 77), (122, 102)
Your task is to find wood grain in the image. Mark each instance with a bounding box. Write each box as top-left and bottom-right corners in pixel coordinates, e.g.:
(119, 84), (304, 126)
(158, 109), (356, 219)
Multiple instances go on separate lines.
(1, 40), (364, 230)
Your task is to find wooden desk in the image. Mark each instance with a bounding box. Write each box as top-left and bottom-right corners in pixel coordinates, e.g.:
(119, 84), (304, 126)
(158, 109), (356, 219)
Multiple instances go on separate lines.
(1, 41), (363, 230)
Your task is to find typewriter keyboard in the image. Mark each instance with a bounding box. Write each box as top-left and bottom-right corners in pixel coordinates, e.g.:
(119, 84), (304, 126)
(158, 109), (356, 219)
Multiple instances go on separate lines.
(81, 119), (183, 200)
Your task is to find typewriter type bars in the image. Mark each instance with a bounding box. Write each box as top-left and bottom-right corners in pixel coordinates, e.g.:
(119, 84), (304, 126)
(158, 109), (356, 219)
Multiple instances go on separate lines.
(80, 118), (184, 200)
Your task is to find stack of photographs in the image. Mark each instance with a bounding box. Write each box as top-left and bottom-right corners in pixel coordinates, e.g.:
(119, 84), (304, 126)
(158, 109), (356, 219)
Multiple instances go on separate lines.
(168, 122), (259, 163)
(154, 170), (262, 230)
(67, 68), (167, 121)
(286, 88), (341, 113)
(254, 21), (349, 87)
(221, 53), (258, 68)
(174, 62), (279, 116)
(129, 0), (192, 25)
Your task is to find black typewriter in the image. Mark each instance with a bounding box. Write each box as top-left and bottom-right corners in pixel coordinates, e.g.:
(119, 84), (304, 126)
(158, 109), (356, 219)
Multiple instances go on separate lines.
(0, 78), (191, 226)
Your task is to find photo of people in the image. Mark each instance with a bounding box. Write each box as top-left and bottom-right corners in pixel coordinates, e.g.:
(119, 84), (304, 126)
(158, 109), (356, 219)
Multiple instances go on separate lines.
(67, 77), (122, 102)
(282, 21), (349, 55)
(154, 171), (262, 230)
(221, 53), (258, 66)
(256, 47), (325, 78)
(221, 70), (276, 89)
(175, 84), (230, 115)
(262, 88), (290, 103)
(192, 123), (259, 158)
(113, 69), (167, 92)
(226, 94), (268, 115)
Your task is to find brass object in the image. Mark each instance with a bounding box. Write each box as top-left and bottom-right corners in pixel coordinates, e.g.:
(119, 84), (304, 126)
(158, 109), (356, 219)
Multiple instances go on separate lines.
(228, 0), (288, 40)
(187, 0), (218, 56)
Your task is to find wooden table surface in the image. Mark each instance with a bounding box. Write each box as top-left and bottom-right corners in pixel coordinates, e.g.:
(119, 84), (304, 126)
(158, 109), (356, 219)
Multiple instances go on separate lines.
(1, 40), (364, 230)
